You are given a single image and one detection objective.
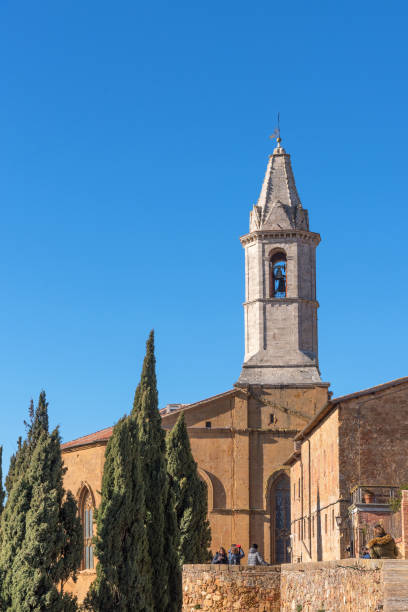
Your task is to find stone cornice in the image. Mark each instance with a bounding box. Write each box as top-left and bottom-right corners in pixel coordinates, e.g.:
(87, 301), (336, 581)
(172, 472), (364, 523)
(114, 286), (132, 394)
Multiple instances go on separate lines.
(182, 427), (299, 436)
(243, 297), (319, 307)
(240, 229), (321, 247)
(61, 441), (108, 454)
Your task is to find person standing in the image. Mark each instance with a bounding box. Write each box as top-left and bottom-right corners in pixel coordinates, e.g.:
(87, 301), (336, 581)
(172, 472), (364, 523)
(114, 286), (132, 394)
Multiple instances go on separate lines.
(228, 544), (245, 565)
(212, 547), (228, 564)
(247, 544), (269, 566)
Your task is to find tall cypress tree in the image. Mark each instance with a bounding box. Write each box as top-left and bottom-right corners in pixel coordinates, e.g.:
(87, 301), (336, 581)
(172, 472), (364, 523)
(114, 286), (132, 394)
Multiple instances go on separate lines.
(131, 330), (172, 611)
(0, 446), (5, 516)
(59, 490), (83, 596)
(0, 438), (31, 607)
(0, 392), (82, 611)
(85, 415), (152, 612)
(166, 412), (211, 564)
(164, 477), (182, 612)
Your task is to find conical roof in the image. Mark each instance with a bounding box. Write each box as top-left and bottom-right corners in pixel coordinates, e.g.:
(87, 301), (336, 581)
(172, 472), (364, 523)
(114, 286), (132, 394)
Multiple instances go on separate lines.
(249, 143), (309, 231)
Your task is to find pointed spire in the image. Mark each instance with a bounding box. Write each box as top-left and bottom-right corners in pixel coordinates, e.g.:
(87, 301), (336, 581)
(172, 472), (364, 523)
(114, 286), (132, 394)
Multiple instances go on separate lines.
(249, 142), (309, 232)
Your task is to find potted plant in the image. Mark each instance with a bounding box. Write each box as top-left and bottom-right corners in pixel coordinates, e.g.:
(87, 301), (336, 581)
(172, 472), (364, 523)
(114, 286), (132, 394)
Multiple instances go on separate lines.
(363, 490), (375, 503)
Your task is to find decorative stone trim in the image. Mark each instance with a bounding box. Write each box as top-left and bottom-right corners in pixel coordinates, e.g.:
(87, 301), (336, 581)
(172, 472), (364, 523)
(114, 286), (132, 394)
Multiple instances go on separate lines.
(243, 297), (320, 307)
(240, 229), (321, 246)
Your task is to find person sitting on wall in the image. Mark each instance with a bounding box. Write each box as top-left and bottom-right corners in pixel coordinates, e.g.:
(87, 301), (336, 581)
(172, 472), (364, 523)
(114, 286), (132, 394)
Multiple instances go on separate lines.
(367, 524), (399, 559)
(228, 544), (245, 565)
(212, 547), (228, 564)
(360, 546), (371, 559)
(247, 543), (269, 566)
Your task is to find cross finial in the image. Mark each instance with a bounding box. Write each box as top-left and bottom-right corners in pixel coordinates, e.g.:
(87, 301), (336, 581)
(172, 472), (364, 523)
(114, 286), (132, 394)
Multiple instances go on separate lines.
(269, 112), (282, 146)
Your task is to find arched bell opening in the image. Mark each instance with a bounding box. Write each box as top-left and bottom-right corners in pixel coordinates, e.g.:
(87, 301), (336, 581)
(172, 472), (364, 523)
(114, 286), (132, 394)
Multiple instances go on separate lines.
(269, 251), (287, 298)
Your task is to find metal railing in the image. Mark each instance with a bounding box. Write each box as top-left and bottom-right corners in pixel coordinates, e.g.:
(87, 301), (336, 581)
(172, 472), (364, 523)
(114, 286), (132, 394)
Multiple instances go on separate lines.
(350, 485), (399, 506)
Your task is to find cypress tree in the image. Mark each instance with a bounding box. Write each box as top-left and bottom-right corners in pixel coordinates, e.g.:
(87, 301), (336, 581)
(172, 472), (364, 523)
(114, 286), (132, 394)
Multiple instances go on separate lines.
(59, 491), (83, 596)
(85, 416), (152, 612)
(163, 477), (182, 612)
(0, 392), (82, 611)
(166, 412), (211, 564)
(131, 330), (172, 611)
(0, 446), (5, 516)
(0, 438), (31, 607)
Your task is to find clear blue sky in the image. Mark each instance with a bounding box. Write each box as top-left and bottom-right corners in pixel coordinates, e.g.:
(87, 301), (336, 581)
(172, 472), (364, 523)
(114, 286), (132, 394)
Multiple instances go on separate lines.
(1, 1), (407, 474)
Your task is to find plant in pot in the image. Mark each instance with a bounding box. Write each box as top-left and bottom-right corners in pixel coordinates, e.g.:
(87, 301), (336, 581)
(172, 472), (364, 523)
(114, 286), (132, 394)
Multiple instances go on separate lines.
(363, 489), (375, 503)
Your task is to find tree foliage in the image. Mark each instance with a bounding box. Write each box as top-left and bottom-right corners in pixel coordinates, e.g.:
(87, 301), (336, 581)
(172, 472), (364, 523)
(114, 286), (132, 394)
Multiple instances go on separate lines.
(163, 477), (182, 612)
(166, 412), (211, 564)
(0, 446), (5, 517)
(131, 330), (173, 611)
(84, 416), (153, 612)
(0, 391), (82, 611)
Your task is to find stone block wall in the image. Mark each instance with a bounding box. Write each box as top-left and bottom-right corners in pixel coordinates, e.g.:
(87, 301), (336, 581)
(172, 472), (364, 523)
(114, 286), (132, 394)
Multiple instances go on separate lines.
(281, 559), (383, 612)
(183, 560), (383, 612)
(182, 565), (281, 611)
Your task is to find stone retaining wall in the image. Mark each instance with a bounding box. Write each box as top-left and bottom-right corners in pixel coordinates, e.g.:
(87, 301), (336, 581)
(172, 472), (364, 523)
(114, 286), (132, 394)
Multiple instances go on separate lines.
(183, 560), (383, 611)
(183, 564), (281, 611)
(281, 559), (383, 612)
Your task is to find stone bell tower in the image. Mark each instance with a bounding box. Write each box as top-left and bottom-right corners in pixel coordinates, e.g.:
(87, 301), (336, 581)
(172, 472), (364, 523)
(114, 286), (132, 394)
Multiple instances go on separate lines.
(237, 137), (324, 386)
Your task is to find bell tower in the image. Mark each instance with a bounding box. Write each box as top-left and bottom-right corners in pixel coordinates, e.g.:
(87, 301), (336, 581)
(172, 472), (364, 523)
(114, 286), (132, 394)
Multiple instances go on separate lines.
(237, 137), (324, 386)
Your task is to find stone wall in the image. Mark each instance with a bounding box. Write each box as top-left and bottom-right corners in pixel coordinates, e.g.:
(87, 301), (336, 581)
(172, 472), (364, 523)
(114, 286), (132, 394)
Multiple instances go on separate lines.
(182, 565), (281, 611)
(281, 559), (383, 612)
(183, 560), (383, 612)
(401, 490), (408, 559)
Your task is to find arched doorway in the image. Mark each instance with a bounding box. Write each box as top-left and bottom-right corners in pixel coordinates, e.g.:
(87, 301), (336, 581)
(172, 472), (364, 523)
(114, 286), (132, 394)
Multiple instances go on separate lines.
(270, 472), (291, 564)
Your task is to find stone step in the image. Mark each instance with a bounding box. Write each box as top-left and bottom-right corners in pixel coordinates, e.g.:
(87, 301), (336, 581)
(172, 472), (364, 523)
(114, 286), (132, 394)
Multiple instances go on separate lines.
(383, 561), (408, 611)
(383, 561), (408, 566)
(384, 602), (408, 611)
(384, 586), (408, 591)
(384, 577), (408, 585)
(383, 570), (408, 582)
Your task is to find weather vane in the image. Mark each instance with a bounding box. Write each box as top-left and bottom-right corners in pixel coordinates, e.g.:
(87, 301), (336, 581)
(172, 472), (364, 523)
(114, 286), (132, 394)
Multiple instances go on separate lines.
(269, 112), (282, 145)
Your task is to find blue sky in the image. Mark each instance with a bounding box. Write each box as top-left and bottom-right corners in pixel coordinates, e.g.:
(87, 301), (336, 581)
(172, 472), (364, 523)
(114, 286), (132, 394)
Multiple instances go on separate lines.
(1, 1), (407, 474)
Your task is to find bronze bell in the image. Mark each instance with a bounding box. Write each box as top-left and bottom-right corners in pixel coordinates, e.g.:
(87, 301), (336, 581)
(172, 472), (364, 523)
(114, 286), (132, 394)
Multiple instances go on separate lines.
(277, 278), (286, 293)
(274, 267), (283, 279)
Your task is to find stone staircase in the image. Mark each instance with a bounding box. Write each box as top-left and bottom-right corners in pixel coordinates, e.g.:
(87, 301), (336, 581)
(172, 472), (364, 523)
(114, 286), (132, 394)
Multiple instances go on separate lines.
(382, 560), (408, 611)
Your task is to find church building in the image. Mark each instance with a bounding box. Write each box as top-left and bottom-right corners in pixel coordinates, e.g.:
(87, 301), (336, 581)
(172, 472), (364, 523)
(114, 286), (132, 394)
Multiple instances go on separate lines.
(61, 135), (407, 600)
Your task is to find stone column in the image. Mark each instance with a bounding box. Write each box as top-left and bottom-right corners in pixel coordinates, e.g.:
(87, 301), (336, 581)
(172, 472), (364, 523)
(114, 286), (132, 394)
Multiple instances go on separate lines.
(401, 490), (408, 559)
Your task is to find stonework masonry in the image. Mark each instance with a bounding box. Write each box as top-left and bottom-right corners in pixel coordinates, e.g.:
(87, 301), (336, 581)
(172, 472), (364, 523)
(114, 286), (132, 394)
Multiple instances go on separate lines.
(183, 565), (281, 611)
(182, 560), (384, 612)
(286, 377), (408, 562)
(62, 384), (328, 602)
(60, 139), (408, 607)
(238, 142), (326, 386)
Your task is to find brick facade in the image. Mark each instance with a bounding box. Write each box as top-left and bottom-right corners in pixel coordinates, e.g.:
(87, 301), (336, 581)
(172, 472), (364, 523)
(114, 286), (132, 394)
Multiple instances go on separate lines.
(62, 384), (328, 601)
(286, 378), (408, 562)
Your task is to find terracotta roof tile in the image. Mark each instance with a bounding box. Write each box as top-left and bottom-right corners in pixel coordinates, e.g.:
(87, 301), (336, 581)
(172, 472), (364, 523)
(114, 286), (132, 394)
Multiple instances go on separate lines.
(62, 388), (237, 450)
(61, 426), (113, 450)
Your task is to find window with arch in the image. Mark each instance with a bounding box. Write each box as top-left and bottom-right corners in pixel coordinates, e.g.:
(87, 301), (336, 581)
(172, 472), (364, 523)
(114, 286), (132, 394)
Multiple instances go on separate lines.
(270, 252), (287, 298)
(80, 487), (94, 570)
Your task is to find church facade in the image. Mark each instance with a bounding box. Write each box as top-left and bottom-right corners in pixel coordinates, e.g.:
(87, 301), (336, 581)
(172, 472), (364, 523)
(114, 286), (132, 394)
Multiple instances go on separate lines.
(62, 136), (329, 598)
(61, 136), (407, 600)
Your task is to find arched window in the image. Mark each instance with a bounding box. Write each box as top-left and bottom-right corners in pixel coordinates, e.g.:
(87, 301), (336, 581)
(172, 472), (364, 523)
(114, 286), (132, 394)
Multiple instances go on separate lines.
(79, 486), (95, 570)
(270, 252), (287, 298)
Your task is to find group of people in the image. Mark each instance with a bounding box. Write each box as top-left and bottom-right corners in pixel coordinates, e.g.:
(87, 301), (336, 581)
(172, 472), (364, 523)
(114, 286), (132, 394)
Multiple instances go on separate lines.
(212, 543), (269, 566)
(360, 524), (399, 559)
(212, 525), (398, 567)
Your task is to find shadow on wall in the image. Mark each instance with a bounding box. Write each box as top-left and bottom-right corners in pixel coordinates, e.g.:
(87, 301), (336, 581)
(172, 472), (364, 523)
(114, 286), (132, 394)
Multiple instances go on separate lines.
(198, 468), (227, 510)
(211, 472), (227, 509)
(316, 487), (322, 561)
